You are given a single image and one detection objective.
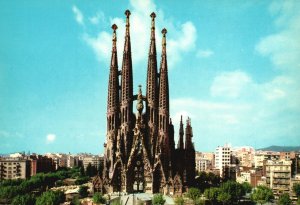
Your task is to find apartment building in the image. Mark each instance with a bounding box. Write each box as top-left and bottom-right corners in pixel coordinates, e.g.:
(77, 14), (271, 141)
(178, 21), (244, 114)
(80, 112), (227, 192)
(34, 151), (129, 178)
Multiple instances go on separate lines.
(265, 160), (292, 197)
(0, 158), (30, 180)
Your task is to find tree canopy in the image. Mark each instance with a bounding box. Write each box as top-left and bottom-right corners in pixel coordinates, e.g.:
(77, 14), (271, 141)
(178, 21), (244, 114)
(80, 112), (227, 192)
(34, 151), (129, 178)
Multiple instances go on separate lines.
(152, 194), (165, 205)
(93, 192), (106, 204)
(35, 190), (65, 205)
(278, 193), (292, 205)
(79, 185), (89, 198)
(187, 187), (201, 202)
(251, 185), (274, 205)
(293, 183), (300, 197)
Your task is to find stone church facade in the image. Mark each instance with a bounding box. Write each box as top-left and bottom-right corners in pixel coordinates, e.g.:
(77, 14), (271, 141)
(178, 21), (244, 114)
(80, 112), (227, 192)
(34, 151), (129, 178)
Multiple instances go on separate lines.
(96, 10), (195, 195)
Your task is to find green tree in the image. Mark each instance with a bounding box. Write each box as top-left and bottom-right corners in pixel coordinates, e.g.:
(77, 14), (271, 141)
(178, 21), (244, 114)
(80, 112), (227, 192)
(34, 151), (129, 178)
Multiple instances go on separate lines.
(217, 191), (231, 205)
(194, 197), (205, 205)
(219, 181), (244, 203)
(293, 183), (300, 197)
(278, 193), (292, 205)
(152, 194), (165, 205)
(93, 192), (106, 204)
(86, 163), (97, 177)
(174, 196), (184, 205)
(0, 179), (24, 187)
(11, 194), (35, 205)
(71, 196), (80, 205)
(75, 176), (90, 185)
(204, 187), (220, 204)
(297, 198), (300, 205)
(241, 182), (252, 194)
(0, 186), (22, 200)
(195, 172), (220, 193)
(80, 166), (85, 176)
(79, 185), (89, 198)
(187, 187), (201, 202)
(251, 185), (274, 205)
(36, 190), (65, 205)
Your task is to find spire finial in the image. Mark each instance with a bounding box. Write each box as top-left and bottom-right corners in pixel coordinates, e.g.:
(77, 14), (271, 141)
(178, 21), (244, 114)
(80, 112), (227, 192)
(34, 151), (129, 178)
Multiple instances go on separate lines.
(124, 10), (131, 36)
(125, 10), (131, 27)
(111, 24), (118, 50)
(161, 28), (167, 52)
(180, 115), (183, 122)
(125, 9), (131, 18)
(150, 12), (156, 28)
(162, 28), (167, 36)
(150, 12), (156, 19)
(112, 24), (118, 31)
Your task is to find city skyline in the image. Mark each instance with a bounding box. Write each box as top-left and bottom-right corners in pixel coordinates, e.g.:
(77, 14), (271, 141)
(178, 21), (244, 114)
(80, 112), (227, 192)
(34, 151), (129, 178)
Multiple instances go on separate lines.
(1, 0), (300, 154)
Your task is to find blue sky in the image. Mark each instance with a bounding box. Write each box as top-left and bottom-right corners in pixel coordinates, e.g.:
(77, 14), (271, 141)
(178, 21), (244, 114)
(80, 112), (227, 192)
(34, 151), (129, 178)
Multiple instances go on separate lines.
(1, 0), (300, 154)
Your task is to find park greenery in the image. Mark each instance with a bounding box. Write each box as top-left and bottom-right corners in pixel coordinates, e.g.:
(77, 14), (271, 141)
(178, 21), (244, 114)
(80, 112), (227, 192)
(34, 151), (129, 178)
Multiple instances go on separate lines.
(152, 193), (166, 205)
(293, 183), (300, 205)
(0, 165), (99, 204)
(93, 192), (106, 204)
(184, 172), (253, 205)
(251, 185), (274, 205)
(277, 193), (292, 205)
(1, 169), (299, 205)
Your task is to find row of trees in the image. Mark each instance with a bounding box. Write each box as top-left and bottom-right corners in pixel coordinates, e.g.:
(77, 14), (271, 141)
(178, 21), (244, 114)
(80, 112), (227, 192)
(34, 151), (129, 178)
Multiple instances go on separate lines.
(177, 182), (300, 205)
(0, 166), (84, 203)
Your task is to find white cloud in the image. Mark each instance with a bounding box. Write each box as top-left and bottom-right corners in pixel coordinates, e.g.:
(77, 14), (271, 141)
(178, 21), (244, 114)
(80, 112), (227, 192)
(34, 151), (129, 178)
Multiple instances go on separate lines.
(256, 1), (300, 71)
(210, 70), (252, 98)
(77, 0), (197, 69)
(196, 49), (214, 58)
(72, 5), (84, 25)
(89, 12), (105, 25)
(46, 134), (56, 143)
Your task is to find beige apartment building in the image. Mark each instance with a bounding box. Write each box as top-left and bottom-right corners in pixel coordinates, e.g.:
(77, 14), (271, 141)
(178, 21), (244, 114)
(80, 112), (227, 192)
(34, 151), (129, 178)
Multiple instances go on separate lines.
(265, 160), (292, 197)
(0, 158), (30, 180)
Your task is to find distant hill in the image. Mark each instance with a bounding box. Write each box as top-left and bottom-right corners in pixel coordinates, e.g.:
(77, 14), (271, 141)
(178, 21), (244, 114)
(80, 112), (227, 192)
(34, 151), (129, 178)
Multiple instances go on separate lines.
(258, 145), (300, 152)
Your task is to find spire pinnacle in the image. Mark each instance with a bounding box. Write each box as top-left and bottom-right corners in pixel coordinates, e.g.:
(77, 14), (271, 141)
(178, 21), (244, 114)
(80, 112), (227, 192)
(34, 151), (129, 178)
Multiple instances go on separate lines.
(162, 28), (167, 53)
(111, 24), (118, 51)
(150, 12), (156, 35)
(125, 10), (131, 36)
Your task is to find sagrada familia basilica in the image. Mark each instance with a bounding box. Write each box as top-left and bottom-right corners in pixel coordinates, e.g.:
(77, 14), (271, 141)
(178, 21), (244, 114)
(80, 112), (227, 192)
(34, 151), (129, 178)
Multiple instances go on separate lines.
(94, 10), (195, 195)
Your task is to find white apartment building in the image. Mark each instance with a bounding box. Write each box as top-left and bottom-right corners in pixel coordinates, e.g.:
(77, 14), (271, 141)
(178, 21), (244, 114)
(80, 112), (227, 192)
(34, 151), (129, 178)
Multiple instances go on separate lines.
(215, 144), (232, 177)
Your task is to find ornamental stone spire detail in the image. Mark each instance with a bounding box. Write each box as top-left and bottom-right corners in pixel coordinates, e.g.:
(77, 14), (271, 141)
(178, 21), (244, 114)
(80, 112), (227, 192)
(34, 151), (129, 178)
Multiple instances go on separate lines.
(146, 12), (159, 162)
(120, 10), (134, 160)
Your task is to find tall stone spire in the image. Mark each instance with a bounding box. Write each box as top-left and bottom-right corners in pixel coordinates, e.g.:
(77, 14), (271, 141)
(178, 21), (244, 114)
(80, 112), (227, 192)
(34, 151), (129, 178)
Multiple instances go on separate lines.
(120, 10), (134, 160)
(185, 117), (194, 150)
(177, 116), (184, 149)
(146, 12), (158, 160)
(158, 28), (170, 175)
(158, 28), (169, 133)
(105, 24), (120, 176)
(184, 117), (195, 186)
(107, 24), (120, 133)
